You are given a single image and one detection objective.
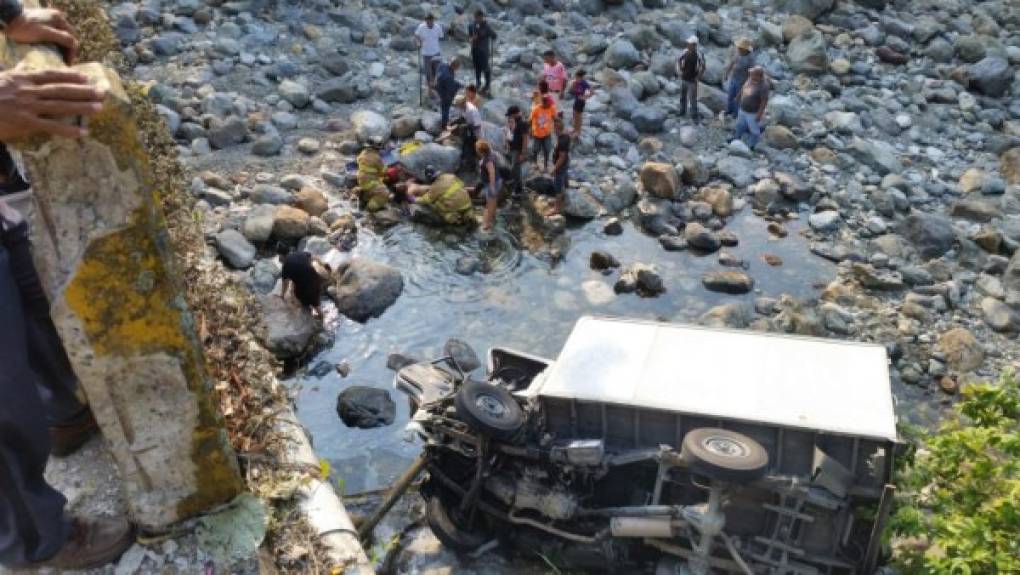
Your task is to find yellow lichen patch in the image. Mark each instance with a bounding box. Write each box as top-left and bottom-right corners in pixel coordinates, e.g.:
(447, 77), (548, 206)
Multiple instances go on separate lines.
(64, 214), (189, 357)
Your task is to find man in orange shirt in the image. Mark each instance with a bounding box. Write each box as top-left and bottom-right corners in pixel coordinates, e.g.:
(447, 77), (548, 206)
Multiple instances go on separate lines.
(529, 95), (556, 171)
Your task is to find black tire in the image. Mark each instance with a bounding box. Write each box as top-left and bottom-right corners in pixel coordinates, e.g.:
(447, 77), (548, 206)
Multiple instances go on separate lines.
(426, 494), (491, 552)
(454, 379), (525, 441)
(681, 428), (769, 483)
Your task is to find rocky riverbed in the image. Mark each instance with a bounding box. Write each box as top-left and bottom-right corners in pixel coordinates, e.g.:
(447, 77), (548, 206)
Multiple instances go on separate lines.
(105, 0), (1020, 571)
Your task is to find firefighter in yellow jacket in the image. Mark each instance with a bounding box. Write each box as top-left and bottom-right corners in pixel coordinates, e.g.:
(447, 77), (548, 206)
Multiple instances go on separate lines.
(407, 173), (475, 226)
(354, 146), (391, 212)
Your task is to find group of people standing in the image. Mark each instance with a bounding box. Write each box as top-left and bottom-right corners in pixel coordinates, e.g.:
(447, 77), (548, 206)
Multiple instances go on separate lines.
(407, 12), (773, 233)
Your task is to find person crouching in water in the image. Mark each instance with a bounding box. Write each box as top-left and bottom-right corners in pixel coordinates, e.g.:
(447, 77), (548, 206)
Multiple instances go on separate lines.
(475, 140), (503, 232)
(355, 144), (391, 212)
(280, 251), (332, 317)
(406, 173), (475, 227)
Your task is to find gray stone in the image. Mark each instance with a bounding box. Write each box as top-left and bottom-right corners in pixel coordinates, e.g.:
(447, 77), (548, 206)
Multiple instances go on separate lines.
(631, 105), (666, 133)
(777, 0), (834, 21)
(852, 263), (904, 290)
(787, 30), (829, 75)
(351, 110), (391, 145)
(967, 57), (1014, 98)
(981, 297), (1017, 332)
(684, 222), (721, 253)
(605, 39), (641, 69)
(716, 156), (755, 187)
(250, 184), (291, 205)
(278, 80), (310, 109)
(809, 210), (841, 232)
(849, 137), (902, 175)
(333, 259), (404, 322)
(259, 294), (317, 359)
(206, 116), (247, 149)
(900, 212), (956, 259)
(336, 387), (396, 429)
(214, 229), (257, 269)
(399, 143), (460, 180)
(251, 133), (284, 156)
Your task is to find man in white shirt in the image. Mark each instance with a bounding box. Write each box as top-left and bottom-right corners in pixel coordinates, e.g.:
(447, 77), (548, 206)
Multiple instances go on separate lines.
(414, 14), (444, 97)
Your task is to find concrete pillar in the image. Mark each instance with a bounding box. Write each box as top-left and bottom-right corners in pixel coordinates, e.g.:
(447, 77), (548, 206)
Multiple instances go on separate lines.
(3, 17), (242, 530)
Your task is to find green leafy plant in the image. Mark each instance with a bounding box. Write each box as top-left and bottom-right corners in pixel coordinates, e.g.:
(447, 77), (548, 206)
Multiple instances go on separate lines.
(888, 372), (1020, 574)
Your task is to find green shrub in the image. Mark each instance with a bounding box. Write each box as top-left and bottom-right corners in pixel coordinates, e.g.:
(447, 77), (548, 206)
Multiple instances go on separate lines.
(889, 372), (1020, 574)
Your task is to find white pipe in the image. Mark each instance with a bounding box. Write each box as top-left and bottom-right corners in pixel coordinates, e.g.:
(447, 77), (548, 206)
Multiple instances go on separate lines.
(610, 516), (674, 538)
(275, 410), (374, 574)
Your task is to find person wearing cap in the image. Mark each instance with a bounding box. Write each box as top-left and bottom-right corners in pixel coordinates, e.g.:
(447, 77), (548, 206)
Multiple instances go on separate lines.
(539, 50), (568, 101)
(468, 9), (496, 95)
(504, 105), (529, 197)
(676, 35), (706, 120)
(454, 93), (482, 173)
(723, 37), (756, 117)
(733, 66), (770, 150)
(434, 58), (462, 128)
(530, 95), (557, 171)
(415, 14), (444, 97)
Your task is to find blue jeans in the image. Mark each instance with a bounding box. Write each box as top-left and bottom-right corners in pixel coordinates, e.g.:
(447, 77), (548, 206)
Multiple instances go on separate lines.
(725, 79), (741, 117)
(734, 110), (761, 149)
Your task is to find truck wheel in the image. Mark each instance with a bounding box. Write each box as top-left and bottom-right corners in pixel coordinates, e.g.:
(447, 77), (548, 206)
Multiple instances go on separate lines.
(455, 379), (525, 441)
(681, 428), (769, 483)
(426, 495), (491, 552)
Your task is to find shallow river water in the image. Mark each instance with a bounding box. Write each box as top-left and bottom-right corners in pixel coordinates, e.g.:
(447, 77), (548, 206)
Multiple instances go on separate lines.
(291, 212), (836, 493)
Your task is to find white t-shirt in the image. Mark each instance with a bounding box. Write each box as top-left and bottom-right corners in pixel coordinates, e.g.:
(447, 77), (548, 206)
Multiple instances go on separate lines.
(415, 22), (444, 56)
(463, 102), (482, 129)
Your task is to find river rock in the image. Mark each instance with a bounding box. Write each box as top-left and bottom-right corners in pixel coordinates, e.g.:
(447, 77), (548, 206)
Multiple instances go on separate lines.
(258, 294), (317, 360)
(716, 156), (755, 187)
(631, 106), (666, 133)
(852, 263), (904, 290)
(351, 110), (392, 145)
(294, 187), (328, 217)
(782, 15), (814, 43)
(400, 143), (460, 179)
(1002, 148), (1020, 185)
(981, 298), (1017, 332)
(849, 137), (902, 175)
(336, 386), (396, 429)
(590, 250), (620, 271)
(214, 229), (257, 269)
(778, 0), (834, 21)
(252, 133), (283, 156)
(685, 222), (721, 253)
(787, 29), (829, 75)
(875, 46), (909, 65)
(967, 57), (1014, 98)
(278, 79), (310, 108)
(702, 271), (754, 294)
(251, 184), (292, 205)
(614, 263), (665, 297)
(639, 162), (680, 199)
(273, 206), (311, 240)
(699, 303), (753, 328)
(809, 210), (841, 232)
(900, 212), (955, 259)
(333, 259), (404, 322)
(606, 39), (641, 69)
(242, 205), (277, 243)
(937, 328), (985, 372)
(207, 116), (247, 149)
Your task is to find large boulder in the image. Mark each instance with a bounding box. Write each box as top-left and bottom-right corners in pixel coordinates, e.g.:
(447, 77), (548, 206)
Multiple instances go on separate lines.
(333, 259), (404, 322)
(849, 137), (902, 175)
(936, 328), (984, 373)
(1003, 148), (1020, 185)
(631, 105), (666, 133)
(278, 79), (310, 108)
(610, 85), (640, 119)
(293, 186), (328, 217)
(272, 206), (310, 241)
(399, 143), (460, 180)
(206, 116), (247, 149)
(242, 205), (277, 243)
(716, 156), (755, 187)
(336, 386), (396, 429)
(605, 39), (641, 69)
(258, 294), (317, 360)
(777, 0), (834, 21)
(351, 110), (391, 145)
(967, 57), (1014, 98)
(639, 162), (680, 199)
(787, 29), (829, 75)
(1002, 251), (1020, 294)
(214, 229), (257, 269)
(900, 211), (955, 259)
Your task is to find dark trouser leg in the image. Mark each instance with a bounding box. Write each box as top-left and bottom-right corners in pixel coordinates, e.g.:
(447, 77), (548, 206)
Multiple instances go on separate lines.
(472, 51), (489, 91)
(511, 156), (523, 195)
(679, 82), (689, 115)
(440, 97), (453, 128)
(3, 222), (84, 424)
(461, 129), (477, 173)
(0, 247), (72, 568)
(690, 81), (700, 119)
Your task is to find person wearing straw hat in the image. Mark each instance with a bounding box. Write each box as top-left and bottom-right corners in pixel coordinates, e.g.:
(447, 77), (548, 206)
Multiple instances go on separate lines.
(676, 35), (706, 120)
(723, 37), (756, 118)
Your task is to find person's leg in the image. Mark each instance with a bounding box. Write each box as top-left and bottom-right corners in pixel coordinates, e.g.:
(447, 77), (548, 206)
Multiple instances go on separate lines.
(573, 107), (583, 137)
(482, 61), (491, 93)
(473, 52), (483, 88)
(726, 80), (740, 117)
(0, 247), (72, 568)
(733, 110), (750, 143)
(679, 81), (689, 116)
(690, 81), (701, 120)
(440, 97), (451, 128)
(541, 138), (551, 171)
(746, 114), (762, 149)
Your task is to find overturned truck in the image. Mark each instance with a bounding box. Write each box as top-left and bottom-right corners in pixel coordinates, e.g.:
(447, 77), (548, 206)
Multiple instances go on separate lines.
(395, 317), (898, 574)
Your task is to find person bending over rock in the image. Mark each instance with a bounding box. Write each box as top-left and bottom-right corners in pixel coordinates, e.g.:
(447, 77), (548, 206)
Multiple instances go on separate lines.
(407, 173), (475, 227)
(280, 251), (332, 317)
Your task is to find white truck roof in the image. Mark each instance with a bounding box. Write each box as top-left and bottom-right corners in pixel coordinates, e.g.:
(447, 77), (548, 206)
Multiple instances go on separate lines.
(530, 317), (897, 442)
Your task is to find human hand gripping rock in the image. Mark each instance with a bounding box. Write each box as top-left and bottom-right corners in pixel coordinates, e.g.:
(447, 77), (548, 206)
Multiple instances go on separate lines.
(0, 69), (105, 140)
(4, 8), (79, 63)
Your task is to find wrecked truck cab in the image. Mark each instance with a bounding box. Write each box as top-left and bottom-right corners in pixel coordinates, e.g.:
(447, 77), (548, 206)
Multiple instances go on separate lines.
(394, 316), (899, 574)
